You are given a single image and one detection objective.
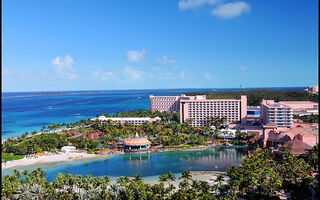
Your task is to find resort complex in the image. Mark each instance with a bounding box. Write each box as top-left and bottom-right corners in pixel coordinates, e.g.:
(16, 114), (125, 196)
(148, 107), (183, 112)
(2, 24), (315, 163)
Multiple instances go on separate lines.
(2, 90), (319, 200)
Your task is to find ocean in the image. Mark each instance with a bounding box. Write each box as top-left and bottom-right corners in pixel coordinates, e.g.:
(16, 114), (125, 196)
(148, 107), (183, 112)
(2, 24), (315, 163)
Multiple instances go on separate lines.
(2, 87), (305, 139)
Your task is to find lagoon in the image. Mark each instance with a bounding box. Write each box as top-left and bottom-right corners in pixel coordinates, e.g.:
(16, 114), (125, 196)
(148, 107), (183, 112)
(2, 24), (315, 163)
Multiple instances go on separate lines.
(2, 146), (246, 182)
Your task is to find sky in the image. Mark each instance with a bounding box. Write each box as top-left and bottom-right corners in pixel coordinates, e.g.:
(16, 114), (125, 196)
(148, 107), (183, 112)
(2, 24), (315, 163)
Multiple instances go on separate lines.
(2, 0), (318, 92)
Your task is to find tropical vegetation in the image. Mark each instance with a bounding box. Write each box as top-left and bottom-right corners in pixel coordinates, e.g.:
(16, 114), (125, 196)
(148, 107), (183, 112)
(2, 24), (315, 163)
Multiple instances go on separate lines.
(2, 110), (231, 158)
(293, 114), (319, 123)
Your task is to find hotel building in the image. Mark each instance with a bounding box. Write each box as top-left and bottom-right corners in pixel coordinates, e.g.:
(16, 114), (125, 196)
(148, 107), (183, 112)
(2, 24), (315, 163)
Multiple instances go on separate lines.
(91, 116), (161, 125)
(149, 94), (206, 112)
(307, 85), (318, 94)
(260, 100), (293, 128)
(179, 95), (247, 127)
(279, 101), (318, 116)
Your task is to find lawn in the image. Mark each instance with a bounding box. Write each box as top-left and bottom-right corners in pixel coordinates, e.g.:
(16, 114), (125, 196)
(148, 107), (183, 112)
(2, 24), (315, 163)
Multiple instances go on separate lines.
(2, 153), (24, 161)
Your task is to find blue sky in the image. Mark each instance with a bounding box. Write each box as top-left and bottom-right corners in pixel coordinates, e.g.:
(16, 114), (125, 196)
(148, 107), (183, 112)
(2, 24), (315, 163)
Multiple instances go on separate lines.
(2, 0), (318, 92)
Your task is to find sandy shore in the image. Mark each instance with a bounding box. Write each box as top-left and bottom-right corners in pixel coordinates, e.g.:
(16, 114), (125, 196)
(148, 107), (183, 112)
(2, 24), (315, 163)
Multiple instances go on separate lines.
(107, 171), (229, 188)
(2, 152), (112, 170)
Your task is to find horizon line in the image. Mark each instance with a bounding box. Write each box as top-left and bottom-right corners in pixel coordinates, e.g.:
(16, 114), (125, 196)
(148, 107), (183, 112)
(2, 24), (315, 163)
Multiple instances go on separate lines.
(1, 86), (308, 93)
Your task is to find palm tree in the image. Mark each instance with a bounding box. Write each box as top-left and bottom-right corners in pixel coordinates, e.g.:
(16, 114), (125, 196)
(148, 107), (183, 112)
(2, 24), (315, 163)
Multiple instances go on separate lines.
(75, 174), (84, 193)
(167, 183), (176, 195)
(83, 188), (100, 199)
(214, 174), (224, 188)
(117, 176), (129, 186)
(167, 171), (176, 182)
(159, 174), (168, 183)
(134, 174), (142, 182)
(307, 144), (319, 171)
(16, 184), (32, 199)
(53, 173), (65, 195)
(179, 179), (190, 189)
(199, 181), (210, 195)
(109, 184), (126, 200)
(30, 184), (46, 200)
(84, 174), (92, 190)
(180, 170), (192, 180)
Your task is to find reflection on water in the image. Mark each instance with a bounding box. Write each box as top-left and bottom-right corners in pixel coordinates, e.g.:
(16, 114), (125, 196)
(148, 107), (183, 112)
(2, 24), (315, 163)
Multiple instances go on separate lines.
(2, 146), (246, 181)
(124, 153), (152, 161)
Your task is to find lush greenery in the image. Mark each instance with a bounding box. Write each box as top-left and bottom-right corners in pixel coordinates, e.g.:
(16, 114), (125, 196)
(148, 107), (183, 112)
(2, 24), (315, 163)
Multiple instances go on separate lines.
(2, 110), (218, 156)
(227, 147), (318, 199)
(307, 144), (319, 172)
(185, 90), (318, 106)
(2, 153), (24, 161)
(2, 133), (99, 157)
(2, 169), (235, 200)
(293, 114), (319, 123)
(2, 147), (318, 200)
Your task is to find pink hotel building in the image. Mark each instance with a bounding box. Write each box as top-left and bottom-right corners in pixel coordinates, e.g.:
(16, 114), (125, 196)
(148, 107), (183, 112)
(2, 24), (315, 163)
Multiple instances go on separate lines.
(150, 95), (247, 127)
(260, 100), (293, 128)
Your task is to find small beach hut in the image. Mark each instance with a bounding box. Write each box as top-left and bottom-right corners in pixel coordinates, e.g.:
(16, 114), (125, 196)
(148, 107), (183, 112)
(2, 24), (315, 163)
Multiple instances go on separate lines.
(123, 138), (151, 152)
(61, 146), (76, 152)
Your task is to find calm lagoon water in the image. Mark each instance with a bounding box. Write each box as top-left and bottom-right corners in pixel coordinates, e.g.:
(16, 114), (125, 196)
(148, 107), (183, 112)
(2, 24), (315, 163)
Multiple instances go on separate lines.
(2, 87), (304, 139)
(2, 146), (246, 182)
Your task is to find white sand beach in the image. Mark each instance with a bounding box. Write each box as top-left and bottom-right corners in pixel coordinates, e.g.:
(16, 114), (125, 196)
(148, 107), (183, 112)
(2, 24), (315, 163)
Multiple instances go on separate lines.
(2, 152), (110, 170)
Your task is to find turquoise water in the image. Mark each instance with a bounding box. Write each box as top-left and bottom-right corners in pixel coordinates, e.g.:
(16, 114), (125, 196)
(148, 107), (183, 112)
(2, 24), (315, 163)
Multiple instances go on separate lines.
(2, 146), (246, 181)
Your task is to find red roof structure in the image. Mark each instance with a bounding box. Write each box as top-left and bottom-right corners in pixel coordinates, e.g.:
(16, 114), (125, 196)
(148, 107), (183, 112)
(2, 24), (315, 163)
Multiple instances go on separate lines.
(285, 135), (312, 156)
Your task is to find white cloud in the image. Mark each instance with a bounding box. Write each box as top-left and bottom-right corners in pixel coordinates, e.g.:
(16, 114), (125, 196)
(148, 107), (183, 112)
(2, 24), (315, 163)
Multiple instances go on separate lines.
(92, 69), (115, 81)
(156, 56), (177, 65)
(121, 66), (144, 80)
(51, 54), (77, 80)
(204, 73), (212, 80)
(92, 66), (146, 81)
(180, 70), (187, 79)
(126, 49), (146, 62)
(179, 0), (218, 10)
(211, 1), (250, 19)
(240, 66), (248, 71)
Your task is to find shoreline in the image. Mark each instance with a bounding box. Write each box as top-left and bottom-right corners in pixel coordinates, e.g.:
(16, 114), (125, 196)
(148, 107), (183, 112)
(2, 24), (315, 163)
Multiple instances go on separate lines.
(2, 152), (114, 171)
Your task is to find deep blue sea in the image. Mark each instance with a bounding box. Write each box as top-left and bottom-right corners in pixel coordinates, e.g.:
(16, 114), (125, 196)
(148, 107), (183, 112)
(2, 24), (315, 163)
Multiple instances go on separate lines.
(2, 87), (305, 139)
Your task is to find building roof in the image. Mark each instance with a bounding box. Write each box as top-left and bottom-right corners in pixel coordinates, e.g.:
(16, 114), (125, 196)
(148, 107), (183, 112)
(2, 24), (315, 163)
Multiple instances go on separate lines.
(279, 101), (318, 104)
(267, 132), (292, 143)
(92, 116), (152, 121)
(123, 138), (151, 146)
(285, 137), (312, 155)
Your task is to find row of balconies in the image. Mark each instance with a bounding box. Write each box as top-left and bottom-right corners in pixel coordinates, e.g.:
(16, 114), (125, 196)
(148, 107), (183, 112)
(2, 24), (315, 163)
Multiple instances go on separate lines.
(190, 101), (239, 104)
